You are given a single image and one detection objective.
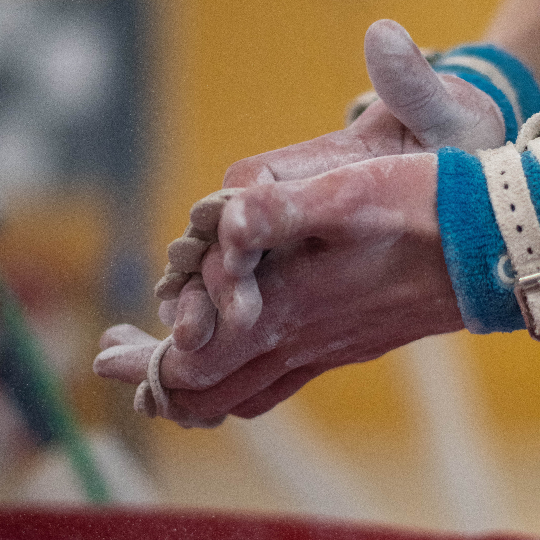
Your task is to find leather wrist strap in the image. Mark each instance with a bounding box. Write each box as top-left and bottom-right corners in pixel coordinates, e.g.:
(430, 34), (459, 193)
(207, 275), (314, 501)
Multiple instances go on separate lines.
(477, 113), (540, 339)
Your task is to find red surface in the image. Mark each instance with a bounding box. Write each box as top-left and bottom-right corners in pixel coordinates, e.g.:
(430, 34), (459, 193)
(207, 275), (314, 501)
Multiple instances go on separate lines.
(0, 509), (536, 540)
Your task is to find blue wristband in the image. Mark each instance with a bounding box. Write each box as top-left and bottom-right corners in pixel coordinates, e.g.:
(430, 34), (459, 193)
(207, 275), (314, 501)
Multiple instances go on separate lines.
(437, 146), (540, 334)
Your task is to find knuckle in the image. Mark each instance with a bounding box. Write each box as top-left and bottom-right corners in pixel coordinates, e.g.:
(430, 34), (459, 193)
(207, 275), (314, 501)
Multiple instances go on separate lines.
(223, 159), (253, 188)
(226, 189), (272, 241)
(399, 84), (439, 114)
(98, 324), (127, 349)
(223, 158), (274, 189)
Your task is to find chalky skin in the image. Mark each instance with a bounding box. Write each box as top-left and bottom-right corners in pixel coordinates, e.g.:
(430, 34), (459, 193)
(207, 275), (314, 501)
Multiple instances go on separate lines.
(95, 20), (506, 426)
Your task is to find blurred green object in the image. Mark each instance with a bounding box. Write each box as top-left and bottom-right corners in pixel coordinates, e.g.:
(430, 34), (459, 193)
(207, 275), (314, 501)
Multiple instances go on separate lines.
(0, 279), (111, 504)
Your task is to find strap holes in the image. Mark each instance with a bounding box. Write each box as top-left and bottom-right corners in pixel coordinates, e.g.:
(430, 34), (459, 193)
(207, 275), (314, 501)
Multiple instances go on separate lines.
(528, 247), (534, 254)
(500, 170), (506, 175)
(510, 204), (516, 211)
(517, 225), (523, 232)
(504, 183), (509, 189)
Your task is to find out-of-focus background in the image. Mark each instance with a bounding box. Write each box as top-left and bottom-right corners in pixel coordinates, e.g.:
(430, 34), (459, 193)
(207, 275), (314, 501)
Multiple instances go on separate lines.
(1, 0), (540, 535)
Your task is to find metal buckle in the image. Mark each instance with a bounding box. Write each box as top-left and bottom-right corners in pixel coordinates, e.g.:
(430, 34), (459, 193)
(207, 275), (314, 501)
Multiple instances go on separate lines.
(514, 271), (540, 341)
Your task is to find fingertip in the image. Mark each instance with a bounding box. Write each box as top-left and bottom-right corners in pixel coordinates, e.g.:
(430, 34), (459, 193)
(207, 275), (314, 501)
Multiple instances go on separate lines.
(365, 19), (424, 87)
(220, 192), (272, 252)
(172, 310), (216, 351)
(171, 276), (217, 351)
(224, 273), (263, 332)
(93, 342), (155, 384)
(365, 19), (412, 50)
(99, 324), (157, 350)
(167, 236), (210, 274)
(94, 345), (124, 377)
(154, 271), (190, 301)
(159, 299), (179, 328)
(190, 187), (244, 231)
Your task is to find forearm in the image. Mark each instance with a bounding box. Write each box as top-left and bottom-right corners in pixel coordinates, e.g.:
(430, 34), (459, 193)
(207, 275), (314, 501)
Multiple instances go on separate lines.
(484, 0), (540, 83)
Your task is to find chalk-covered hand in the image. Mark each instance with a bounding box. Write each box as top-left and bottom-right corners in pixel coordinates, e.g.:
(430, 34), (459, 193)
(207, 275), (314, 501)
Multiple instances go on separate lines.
(95, 153), (464, 423)
(156, 18), (503, 345)
(93, 19), (505, 426)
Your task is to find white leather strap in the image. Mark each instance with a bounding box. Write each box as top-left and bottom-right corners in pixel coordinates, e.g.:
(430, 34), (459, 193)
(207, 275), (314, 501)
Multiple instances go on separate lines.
(477, 113), (540, 338)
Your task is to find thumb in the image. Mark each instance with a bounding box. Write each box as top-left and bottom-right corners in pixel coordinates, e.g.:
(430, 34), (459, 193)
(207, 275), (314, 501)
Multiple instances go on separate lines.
(364, 20), (492, 149)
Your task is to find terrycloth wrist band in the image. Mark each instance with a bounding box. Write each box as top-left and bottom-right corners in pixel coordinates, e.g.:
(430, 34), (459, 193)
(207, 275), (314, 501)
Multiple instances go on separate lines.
(347, 44), (540, 143)
(437, 114), (540, 336)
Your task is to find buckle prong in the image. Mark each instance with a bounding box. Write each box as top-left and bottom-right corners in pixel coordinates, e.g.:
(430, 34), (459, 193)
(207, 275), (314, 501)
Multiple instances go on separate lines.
(515, 271), (540, 341)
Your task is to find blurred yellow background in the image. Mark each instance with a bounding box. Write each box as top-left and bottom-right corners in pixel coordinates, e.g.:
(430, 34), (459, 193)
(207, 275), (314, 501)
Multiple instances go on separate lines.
(2, 0), (540, 535)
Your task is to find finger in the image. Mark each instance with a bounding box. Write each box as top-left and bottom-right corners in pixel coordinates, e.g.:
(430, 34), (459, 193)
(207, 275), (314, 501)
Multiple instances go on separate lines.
(97, 335), (224, 429)
(99, 324), (160, 350)
(94, 342), (158, 384)
(173, 274), (217, 350)
(134, 380), (226, 429)
(168, 347), (293, 418)
(228, 334), (370, 420)
(166, 306), (370, 417)
(183, 222), (218, 244)
(201, 243), (262, 331)
(94, 324), (270, 399)
(221, 128), (374, 188)
(190, 188), (245, 232)
(154, 271), (190, 301)
(159, 299), (179, 327)
(167, 236), (211, 274)
(230, 364), (326, 419)
(364, 19), (501, 149)
(219, 153), (438, 273)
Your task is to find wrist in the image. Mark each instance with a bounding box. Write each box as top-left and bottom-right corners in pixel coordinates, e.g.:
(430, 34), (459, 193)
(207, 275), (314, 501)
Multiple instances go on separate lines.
(437, 146), (525, 334)
(437, 132), (540, 335)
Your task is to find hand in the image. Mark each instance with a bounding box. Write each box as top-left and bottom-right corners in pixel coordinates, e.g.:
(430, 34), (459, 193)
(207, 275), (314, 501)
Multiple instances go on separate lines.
(94, 19), (502, 426)
(95, 153), (464, 423)
(152, 19), (504, 349)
